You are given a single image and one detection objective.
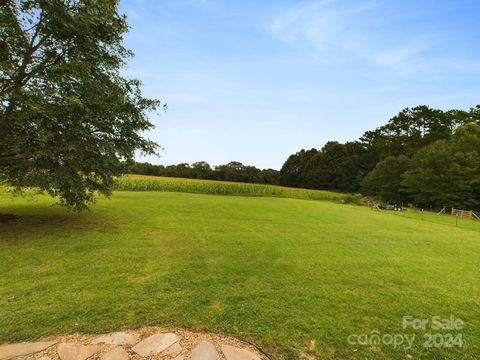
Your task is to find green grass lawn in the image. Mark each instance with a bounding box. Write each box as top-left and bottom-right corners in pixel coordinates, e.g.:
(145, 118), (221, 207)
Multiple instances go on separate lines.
(1, 191), (479, 359)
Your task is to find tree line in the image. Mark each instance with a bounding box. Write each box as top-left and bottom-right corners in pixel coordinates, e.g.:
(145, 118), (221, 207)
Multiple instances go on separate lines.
(125, 161), (281, 185)
(280, 105), (480, 209)
(129, 105), (480, 210)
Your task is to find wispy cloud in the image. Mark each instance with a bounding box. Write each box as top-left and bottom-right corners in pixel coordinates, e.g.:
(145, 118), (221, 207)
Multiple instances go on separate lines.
(270, 0), (377, 46)
(268, 0), (457, 75)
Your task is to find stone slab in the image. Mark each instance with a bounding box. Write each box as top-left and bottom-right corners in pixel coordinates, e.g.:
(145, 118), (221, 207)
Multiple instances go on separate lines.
(131, 333), (180, 357)
(57, 343), (101, 360)
(221, 344), (261, 360)
(162, 341), (182, 357)
(102, 347), (129, 360)
(0, 340), (57, 360)
(191, 341), (219, 360)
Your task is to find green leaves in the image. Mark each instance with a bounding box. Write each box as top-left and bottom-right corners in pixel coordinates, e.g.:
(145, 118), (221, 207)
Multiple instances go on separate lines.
(0, 0), (160, 210)
(281, 105), (480, 209)
(365, 123), (480, 208)
(361, 155), (411, 203)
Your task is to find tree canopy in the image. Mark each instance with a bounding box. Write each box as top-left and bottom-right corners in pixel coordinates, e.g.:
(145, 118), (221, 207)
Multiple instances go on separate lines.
(125, 160), (281, 185)
(361, 155), (411, 203)
(402, 123), (480, 209)
(281, 105), (480, 210)
(0, 0), (160, 209)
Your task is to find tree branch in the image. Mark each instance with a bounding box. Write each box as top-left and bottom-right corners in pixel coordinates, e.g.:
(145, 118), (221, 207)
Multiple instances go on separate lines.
(0, 154), (29, 162)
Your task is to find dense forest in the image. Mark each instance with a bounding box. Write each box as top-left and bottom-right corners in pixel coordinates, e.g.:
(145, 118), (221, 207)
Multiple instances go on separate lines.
(127, 105), (480, 209)
(125, 160), (281, 185)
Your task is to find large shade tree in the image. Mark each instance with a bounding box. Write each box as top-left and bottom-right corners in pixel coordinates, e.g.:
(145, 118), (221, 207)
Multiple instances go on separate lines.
(360, 106), (467, 160)
(361, 155), (411, 203)
(279, 148), (318, 187)
(302, 141), (368, 192)
(0, 0), (161, 209)
(402, 140), (471, 209)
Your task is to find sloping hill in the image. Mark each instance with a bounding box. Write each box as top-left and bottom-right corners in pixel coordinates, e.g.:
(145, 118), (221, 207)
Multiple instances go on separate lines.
(1, 190), (478, 359)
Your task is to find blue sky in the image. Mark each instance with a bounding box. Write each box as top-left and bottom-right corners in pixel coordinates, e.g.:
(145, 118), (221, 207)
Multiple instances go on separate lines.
(120, 0), (480, 169)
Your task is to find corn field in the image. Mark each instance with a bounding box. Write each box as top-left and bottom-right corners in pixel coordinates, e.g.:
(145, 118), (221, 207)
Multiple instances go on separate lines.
(114, 175), (361, 203)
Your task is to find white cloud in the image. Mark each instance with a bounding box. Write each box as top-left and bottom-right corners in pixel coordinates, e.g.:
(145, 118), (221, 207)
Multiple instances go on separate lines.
(268, 0), (444, 75)
(270, 0), (377, 47)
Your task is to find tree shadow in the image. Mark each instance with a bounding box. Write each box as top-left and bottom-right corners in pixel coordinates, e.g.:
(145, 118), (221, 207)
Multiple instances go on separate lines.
(0, 208), (114, 241)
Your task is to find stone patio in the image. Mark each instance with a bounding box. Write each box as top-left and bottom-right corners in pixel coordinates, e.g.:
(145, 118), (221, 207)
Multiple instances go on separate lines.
(0, 327), (267, 360)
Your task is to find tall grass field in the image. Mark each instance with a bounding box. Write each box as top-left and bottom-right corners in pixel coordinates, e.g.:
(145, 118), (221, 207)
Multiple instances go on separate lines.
(115, 174), (361, 203)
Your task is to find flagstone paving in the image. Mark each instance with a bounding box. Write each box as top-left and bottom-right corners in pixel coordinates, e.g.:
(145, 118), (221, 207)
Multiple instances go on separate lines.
(190, 341), (218, 360)
(0, 327), (268, 360)
(0, 341), (57, 360)
(101, 347), (129, 360)
(221, 345), (261, 360)
(57, 344), (102, 360)
(131, 333), (180, 357)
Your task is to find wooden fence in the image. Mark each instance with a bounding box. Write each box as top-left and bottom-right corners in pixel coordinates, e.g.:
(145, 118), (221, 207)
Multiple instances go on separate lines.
(451, 208), (480, 220)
